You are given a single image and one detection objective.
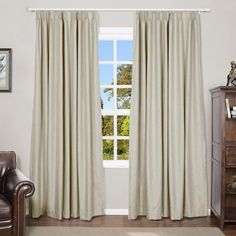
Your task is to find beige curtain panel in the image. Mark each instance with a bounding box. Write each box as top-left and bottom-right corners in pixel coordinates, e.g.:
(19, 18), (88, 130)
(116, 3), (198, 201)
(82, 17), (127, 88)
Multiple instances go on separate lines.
(129, 12), (208, 220)
(30, 11), (104, 220)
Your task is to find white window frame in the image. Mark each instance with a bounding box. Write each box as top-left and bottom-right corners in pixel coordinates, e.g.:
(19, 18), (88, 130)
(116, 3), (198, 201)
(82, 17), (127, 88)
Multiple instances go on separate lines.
(99, 27), (133, 169)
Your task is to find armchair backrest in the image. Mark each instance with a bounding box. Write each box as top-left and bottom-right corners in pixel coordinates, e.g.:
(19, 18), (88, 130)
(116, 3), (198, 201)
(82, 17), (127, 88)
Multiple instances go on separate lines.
(0, 151), (16, 193)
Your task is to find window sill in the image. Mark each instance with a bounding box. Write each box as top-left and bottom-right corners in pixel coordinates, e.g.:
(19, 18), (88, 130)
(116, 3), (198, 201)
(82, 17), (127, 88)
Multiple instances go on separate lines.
(103, 160), (129, 169)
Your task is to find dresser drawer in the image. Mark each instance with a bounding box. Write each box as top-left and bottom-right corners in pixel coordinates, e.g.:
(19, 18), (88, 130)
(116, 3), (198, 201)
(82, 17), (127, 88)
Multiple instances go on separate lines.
(226, 147), (236, 165)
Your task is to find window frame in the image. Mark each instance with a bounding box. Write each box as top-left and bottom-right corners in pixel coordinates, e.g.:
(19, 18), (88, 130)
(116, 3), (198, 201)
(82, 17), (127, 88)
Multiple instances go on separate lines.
(99, 27), (133, 169)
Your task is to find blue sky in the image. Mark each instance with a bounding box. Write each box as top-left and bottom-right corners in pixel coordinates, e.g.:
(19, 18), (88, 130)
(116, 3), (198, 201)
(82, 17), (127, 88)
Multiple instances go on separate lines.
(99, 40), (133, 62)
(99, 40), (133, 109)
(100, 64), (113, 85)
(117, 41), (133, 61)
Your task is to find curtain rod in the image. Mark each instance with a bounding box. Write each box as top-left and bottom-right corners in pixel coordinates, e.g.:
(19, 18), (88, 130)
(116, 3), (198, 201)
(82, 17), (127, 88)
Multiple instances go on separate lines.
(27, 8), (211, 13)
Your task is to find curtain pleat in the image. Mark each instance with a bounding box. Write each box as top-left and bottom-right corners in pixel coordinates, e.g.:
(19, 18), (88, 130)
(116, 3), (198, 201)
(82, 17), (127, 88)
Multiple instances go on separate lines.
(129, 12), (208, 220)
(30, 11), (104, 221)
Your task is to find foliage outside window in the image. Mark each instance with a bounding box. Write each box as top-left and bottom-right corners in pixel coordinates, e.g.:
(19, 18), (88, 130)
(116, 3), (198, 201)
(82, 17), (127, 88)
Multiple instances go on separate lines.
(99, 28), (132, 165)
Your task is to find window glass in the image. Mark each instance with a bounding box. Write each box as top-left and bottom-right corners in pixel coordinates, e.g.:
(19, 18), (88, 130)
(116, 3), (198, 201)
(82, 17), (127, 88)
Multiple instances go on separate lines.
(102, 116), (114, 136)
(101, 88), (114, 110)
(117, 64), (132, 85)
(100, 64), (114, 85)
(117, 140), (129, 160)
(99, 40), (113, 61)
(117, 88), (131, 109)
(117, 116), (130, 136)
(103, 140), (114, 160)
(117, 40), (133, 61)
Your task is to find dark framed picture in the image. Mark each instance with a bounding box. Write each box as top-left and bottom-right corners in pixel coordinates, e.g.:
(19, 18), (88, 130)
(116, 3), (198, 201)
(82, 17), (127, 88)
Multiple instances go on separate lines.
(0, 48), (12, 92)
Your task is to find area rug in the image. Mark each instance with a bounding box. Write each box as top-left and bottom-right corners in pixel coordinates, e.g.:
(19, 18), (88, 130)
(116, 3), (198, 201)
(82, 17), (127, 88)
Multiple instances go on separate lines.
(26, 227), (224, 236)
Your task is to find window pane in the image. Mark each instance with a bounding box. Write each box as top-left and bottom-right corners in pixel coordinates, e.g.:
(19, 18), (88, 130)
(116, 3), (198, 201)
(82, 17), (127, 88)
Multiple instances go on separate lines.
(99, 40), (113, 61)
(102, 116), (114, 136)
(117, 88), (131, 109)
(117, 140), (129, 160)
(117, 116), (130, 136)
(101, 88), (114, 109)
(100, 64), (114, 85)
(117, 40), (133, 61)
(103, 140), (114, 160)
(117, 64), (132, 85)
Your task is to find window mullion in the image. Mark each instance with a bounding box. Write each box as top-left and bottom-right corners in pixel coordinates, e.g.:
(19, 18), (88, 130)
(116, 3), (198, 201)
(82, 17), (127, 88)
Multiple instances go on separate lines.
(114, 39), (118, 161)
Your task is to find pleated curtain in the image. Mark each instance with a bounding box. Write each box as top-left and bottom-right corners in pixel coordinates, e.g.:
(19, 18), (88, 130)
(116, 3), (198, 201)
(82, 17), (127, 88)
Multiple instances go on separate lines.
(30, 11), (104, 220)
(129, 12), (208, 220)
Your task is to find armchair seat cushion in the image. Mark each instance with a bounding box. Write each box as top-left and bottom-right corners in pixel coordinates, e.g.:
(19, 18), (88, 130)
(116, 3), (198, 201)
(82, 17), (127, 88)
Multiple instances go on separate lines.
(0, 194), (11, 221)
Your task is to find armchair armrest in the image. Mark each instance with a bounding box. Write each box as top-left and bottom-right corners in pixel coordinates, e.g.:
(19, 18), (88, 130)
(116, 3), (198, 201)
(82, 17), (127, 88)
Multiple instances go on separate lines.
(4, 169), (35, 236)
(4, 169), (35, 200)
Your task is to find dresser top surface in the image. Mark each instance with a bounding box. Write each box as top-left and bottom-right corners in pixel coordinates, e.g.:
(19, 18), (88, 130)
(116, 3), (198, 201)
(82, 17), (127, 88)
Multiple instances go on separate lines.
(210, 86), (236, 93)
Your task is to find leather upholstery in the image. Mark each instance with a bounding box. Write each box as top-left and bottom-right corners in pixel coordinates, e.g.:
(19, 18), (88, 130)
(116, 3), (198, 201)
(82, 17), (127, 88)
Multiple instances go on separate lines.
(0, 151), (16, 193)
(0, 151), (35, 236)
(0, 194), (11, 220)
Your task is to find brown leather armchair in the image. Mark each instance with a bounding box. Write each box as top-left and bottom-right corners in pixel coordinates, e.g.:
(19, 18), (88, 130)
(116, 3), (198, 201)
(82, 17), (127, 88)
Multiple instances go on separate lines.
(0, 151), (35, 236)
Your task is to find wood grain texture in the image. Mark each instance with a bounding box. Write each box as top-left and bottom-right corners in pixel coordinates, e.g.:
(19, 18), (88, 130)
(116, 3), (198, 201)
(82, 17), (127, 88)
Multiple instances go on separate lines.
(211, 87), (236, 229)
(26, 215), (236, 236)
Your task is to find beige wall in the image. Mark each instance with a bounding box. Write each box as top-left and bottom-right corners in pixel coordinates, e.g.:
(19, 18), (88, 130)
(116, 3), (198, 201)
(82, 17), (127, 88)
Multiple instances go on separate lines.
(1, 0), (236, 210)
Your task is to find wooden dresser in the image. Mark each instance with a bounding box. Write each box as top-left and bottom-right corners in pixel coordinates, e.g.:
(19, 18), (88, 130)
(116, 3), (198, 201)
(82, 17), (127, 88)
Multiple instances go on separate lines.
(211, 86), (236, 229)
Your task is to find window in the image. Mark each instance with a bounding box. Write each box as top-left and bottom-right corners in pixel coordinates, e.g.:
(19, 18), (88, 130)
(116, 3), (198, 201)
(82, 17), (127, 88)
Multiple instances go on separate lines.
(99, 28), (133, 168)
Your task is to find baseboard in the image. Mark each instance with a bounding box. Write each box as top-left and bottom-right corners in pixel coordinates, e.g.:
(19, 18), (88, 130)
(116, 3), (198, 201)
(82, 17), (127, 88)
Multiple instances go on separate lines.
(104, 209), (211, 216)
(208, 208), (211, 216)
(104, 209), (128, 215)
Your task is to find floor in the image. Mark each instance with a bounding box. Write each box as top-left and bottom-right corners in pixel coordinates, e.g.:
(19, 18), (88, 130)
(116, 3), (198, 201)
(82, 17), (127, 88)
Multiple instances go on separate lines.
(27, 215), (236, 236)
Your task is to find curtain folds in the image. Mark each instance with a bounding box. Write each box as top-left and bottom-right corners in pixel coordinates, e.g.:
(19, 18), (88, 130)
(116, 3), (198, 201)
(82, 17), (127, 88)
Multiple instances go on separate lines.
(30, 11), (104, 220)
(129, 12), (208, 220)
